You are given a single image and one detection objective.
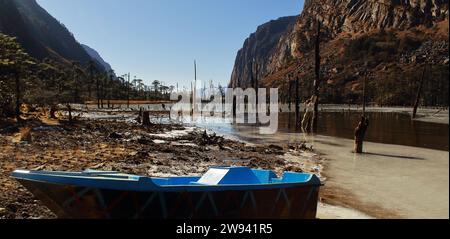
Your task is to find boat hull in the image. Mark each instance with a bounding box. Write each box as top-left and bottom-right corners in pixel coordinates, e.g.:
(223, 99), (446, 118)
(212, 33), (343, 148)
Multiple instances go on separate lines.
(18, 179), (320, 219)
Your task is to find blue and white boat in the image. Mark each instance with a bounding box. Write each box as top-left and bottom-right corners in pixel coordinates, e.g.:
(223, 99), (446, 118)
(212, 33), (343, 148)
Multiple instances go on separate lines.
(11, 166), (322, 219)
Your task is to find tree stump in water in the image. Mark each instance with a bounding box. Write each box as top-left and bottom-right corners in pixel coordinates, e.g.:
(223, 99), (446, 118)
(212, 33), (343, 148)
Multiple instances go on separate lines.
(49, 105), (58, 119)
(67, 104), (73, 123)
(136, 108), (143, 124)
(354, 116), (369, 153)
(142, 111), (152, 126)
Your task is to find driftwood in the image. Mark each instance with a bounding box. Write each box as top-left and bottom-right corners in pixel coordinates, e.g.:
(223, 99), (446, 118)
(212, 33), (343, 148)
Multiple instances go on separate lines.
(198, 130), (224, 147)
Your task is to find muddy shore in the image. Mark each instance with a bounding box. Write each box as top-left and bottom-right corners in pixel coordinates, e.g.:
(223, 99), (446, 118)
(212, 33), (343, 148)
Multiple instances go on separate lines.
(0, 110), (325, 219)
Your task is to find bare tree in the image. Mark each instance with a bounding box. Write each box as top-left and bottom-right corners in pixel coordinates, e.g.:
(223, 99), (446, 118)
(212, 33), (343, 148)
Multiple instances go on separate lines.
(413, 64), (427, 118)
(295, 76), (300, 130)
(354, 70), (369, 153)
(312, 20), (322, 132)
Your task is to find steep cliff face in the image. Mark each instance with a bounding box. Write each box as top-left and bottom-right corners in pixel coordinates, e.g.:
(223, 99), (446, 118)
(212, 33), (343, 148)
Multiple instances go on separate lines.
(0, 0), (106, 68)
(14, 0), (98, 64)
(0, 0), (48, 59)
(229, 16), (298, 88)
(283, 0), (449, 59)
(230, 0), (449, 106)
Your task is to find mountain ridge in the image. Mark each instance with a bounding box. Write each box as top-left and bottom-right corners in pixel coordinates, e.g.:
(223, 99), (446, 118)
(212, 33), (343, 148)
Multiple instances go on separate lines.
(229, 15), (298, 88)
(0, 0), (112, 71)
(230, 0), (449, 106)
(82, 44), (113, 73)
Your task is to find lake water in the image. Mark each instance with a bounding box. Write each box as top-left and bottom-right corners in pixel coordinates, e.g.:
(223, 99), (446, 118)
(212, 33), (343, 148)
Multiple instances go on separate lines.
(279, 112), (449, 151)
(84, 104), (449, 217)
(191, 111), (449, 218)
(191, 111), (448, 151)
(87, 103), (449, 151)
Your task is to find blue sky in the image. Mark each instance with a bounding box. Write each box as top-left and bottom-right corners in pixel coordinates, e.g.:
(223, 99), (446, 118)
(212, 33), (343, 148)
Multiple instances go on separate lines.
(37, 0), (304, 89)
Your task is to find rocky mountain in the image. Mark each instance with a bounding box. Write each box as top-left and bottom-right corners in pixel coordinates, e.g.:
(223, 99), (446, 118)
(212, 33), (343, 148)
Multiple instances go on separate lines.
(230, 0), (449, 106)
(0, 0), (49, 59)
(82, 44), (113, 73)
(229, 16), (298, 88)
(0, 0), (108, 70)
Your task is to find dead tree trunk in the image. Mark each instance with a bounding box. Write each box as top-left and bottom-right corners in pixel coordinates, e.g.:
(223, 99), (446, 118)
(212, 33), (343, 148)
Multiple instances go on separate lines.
(127, 73), (130, 109)
(96, 75), (101, 109)
(190, 81), (194, 117)
(413, 64), (427, 119)
(362, 74), (367, 116)
(142, 111), (151, 126)
(193, 61), (197, 117)
(107, 91), (110, 109)
(354, 74), (369, 153)
(312, 20), (321, 133)
(107, 74), (112, 109)
(136, 108), (143, 124)
(67, 104), (73, 123)
(103, 75), (107, 109)
(15, 71), (21, 122)
(295, 77), (300, 130)
(354, 116), (369, 153)
(222, 89), (226, 118)
(288, 79), (293, 129)
(254, 60), (259, 125)
(50, 105), (58, 119)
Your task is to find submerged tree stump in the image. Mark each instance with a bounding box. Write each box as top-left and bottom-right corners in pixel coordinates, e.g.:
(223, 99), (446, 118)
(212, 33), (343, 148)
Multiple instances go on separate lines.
(354, 116), (369, 153)
(142, 111), (152, 126)
(66, 104), (73, 123)
(49, 105), (58, 119)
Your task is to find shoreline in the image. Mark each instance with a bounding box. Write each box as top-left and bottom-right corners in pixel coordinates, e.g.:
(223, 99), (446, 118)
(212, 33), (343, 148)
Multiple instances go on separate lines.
(1, 107), (447, 219)
(115, 106), (449, 218)
(73, 103), (450, 125)
(0, 110), (330, 219)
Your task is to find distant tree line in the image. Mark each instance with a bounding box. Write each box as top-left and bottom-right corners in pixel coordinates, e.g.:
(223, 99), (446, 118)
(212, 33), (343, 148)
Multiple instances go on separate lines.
(0, 33), (175, 119)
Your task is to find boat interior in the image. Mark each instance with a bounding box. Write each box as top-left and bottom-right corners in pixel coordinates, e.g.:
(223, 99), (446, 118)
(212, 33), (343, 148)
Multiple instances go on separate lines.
(12, 166), (318, 188)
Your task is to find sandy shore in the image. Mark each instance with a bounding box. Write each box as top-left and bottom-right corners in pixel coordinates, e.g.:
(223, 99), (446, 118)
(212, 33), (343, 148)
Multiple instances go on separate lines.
(317, 203), (373, 219)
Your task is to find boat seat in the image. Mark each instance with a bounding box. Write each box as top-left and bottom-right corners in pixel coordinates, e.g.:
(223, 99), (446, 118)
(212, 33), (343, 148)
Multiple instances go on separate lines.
(195, 167), (262, 185)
